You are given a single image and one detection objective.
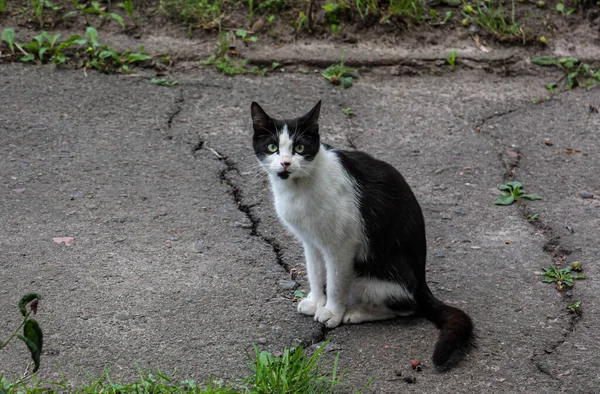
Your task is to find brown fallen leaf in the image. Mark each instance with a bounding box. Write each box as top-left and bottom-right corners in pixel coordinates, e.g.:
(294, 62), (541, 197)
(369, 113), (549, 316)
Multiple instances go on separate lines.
(565, 148), (581, 154)
(544, 140), (553, 146)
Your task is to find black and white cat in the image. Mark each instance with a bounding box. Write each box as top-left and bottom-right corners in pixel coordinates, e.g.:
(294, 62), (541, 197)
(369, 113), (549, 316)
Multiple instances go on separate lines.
(250, 101), (473, 366)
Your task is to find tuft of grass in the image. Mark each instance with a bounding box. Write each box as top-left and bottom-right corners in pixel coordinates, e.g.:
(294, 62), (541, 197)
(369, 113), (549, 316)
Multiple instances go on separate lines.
(159, 0), (222, 29)
(0, 342), (371, 393)
(383, 0), (426, 25)
(342, 107), (354, 116)
(464, 0), (525, 43)
(543, 263), (586, 292)
(0, 0), (7, 14)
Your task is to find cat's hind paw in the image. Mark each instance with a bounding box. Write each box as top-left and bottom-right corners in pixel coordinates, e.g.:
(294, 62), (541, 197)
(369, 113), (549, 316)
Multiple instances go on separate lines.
(314, 305), (345, 328)
(298, 295), (326, 316)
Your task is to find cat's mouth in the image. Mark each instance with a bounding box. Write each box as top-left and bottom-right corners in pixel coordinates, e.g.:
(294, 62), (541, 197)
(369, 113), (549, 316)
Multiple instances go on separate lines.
(277, 170), (290, 179)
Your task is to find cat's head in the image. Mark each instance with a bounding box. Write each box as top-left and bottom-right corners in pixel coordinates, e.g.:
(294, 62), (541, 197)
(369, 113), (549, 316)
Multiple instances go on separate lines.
(251, 101), (322, 181)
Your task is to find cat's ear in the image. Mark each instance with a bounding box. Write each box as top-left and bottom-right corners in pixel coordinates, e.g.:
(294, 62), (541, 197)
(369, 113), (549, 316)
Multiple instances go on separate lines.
(298, 100), (321, 127)
(251, 102), (273, 135)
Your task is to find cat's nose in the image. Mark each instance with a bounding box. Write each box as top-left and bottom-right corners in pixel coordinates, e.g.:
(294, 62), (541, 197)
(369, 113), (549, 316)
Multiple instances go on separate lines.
(281, 161), (291, 169)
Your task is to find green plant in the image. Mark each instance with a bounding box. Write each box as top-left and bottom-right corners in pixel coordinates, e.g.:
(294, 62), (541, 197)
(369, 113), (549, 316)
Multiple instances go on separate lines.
(236, 29), (258, 43)
(526, 212), (538, 221)
(322, 54), (356, 88)
(119, 0), (140, 27)
(19, 31), (80, 64)
(0, 0), (7, 14)
(248, 341), (363, 393)
(0, 292), (44, 373)
(160, 0), (222, 29)
(543, 264), (585, 291)
(495, 181), (541, 205)
(532, 56), (600, 90)
(67, 0), (125, 28)
(77, 27), (151, 72)
(293, 290), (306, 302)
(353, 0), (379, 18)
(385, 0), (425, 25)
(1, 27), (15, 53)
(295, 10), (308, 32)
(323, 0), (348, 32)
(152, 77), (178, 86)
(259, 0), (287, 13)
(567, 301), (582, 315)
(465, 0), (525, 43)
(342, 107), (354, 116)
(447, 49), (457, 71)
(555, 2), (576, 15)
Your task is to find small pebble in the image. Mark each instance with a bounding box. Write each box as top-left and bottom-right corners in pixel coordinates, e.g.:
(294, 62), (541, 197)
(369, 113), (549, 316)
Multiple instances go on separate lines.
(116, 311), (131, 320)
(434, 253), (445, 258)
(278, 279), (299, 290)
(580, 191), (594, 199)
(195, 239), (205, 253)
(185, 297), (194, 303)
(171, 236), (178, 241)
(256, 337), (268, 344)
(454, 209), (466, 216)
(404, 376), (416, 384)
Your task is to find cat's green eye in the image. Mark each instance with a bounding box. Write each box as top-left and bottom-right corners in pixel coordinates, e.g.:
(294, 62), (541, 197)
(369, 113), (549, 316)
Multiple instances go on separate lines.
(294, 145), (305, 154)
(267, 144), (278, 153)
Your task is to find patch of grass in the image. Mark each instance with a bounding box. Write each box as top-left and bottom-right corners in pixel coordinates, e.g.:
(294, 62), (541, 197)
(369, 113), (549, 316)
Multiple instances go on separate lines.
(447, 49), (457, 71)
(322, 54), (356, 88)
(384, 0), (426, 25)
(543, 263), (585, 291)
(495, 181), (541, 205)
(235, 29), (258, 44)
(342, 107), (354, 116)
(28, 0), (63, 26)
(159, 0), (222, 29)
(464, 0), (525, 43)
(1, 342), (370, 393)
(259, 0), (287, 13)
(119, 0), (141, 28)
(66, 0), (125, 28)
(532, 56), (600, 91)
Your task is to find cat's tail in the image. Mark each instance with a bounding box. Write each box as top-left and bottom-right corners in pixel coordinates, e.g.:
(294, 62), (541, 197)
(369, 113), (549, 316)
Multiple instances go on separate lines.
(416, 285), (473, 367)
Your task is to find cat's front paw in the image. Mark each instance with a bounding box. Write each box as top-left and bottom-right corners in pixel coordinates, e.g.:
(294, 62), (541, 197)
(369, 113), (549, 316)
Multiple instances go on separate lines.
(314, 305), (345, 328)
(298, 295), (326, 316)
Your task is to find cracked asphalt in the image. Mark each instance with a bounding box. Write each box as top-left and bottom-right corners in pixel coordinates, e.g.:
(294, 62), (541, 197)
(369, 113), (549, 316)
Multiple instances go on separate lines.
(1, 63), (599, 393)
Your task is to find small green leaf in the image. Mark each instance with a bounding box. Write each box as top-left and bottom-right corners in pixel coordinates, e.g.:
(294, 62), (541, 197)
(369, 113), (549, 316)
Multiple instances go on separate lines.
(235, 29), (247, 39)
(18, 292), (41, 317)
(556, 3), (564, 12)
(1, 28), (16, 53)
(20, 54), (35, 62)
(110, 13), (125, 28)
(294, 290), (306, 298)
(495, 194), (515, 205)
(341, 76), (353, 89)
(532, 56), (557, 66)
(23, 319), (43, 372)
(522, 193), (542, 200)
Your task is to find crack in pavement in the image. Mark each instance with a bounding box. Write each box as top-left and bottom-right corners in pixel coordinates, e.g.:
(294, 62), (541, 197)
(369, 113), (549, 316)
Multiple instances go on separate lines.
(167, 90), (184, 129)
(200, 146), (289, 272)
(198, 145), (331, 346)
(475, 106), (581, 383)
